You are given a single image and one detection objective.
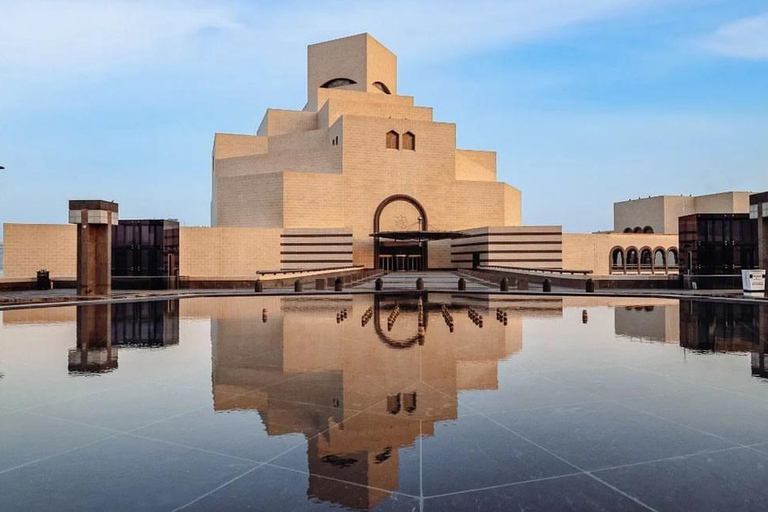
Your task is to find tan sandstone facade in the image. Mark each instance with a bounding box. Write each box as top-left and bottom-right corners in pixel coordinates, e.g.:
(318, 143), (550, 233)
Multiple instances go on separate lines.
(212, 33), (526, 270)
(3, 35), (754, 280)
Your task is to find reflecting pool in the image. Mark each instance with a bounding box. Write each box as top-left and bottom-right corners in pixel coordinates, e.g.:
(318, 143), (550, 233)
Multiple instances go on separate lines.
(0, 295), (767, 511)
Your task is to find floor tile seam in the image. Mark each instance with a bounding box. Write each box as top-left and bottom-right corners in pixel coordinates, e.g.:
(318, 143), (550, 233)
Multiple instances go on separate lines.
(0, 432), (124, 478)
(588, 444), (757, 475)
(419, 419), (424, 500)
(20, 376), (191, 413)
(20, 398), (216, 436)
(420, 380), (592, 475)
(441, 399), (662, 509)
(259, 461), (421, 500)
(124, 431), (283, 466)
(237, 370), (342, 399)
(608, 399), (748, 448)
(421, 471), (584, 500)
(169, 386), (420, 511)
(14, 407), (130, 436)
(582, 473), (660, 512)
(537, 367), (757, 404)
(171, 463), (265, 511)
(477, 397), (618, 417)
(617, 363), (768, 404)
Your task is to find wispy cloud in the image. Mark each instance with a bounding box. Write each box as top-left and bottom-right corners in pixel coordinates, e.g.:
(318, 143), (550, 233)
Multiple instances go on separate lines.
(698, 11), (768, 60)
(0, 0), (237, 72)
(0, 0), (667, 76)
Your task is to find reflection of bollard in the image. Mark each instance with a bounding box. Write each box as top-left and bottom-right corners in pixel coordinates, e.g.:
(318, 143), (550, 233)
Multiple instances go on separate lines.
(586, 278), (595, 293)
(582, 309), (589, 324)
(500, 277), (509, 292)
(458, 278), (466, 291)
(375, 278), (383, 291)
(262, 308), (267, 323)
(334, 278), (343, 292)
(543, 278), (552, 293)
(316, 279), (325, 291)
(294, 280), (303, 292)
(254, 280), (263, 293)
(416, 277), (424, 291)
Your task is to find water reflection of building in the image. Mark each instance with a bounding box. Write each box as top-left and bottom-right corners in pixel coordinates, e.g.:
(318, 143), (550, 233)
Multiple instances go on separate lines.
(679, 301), (760, 353)
(69, 304), (117, 373)
(614, 302), (680, 343)
(68, 300), (180, 374)
(112, 300), (179, 347)
(211, 295), (554, 509)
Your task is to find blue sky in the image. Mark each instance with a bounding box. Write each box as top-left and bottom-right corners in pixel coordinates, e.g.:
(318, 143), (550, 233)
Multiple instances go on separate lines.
(0, 0), (766, 233)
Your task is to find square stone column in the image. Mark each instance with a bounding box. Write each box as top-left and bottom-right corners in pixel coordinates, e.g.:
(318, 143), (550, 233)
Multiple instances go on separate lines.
(68, 200), (118, 296)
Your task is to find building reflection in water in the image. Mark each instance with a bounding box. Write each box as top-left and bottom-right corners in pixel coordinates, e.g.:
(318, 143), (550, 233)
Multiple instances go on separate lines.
(679, 301), (768, 378)
(68, 300), (180, 374)
(211, 294), (561, 509)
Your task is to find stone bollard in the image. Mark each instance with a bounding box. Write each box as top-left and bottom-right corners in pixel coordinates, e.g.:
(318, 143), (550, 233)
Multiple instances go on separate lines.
(316, 278), (326, 291)
(294, 280), (303, 292)
(334, 278), (343, 292)
(500, 277), (509, 292)
(416, 277), (424, 291)
(542, 278), (552, 293)
(375, 278), (383, 291)
(458, 278), (466, 291)
(254, 280), (263, 293)
(585, 278), (595, 293)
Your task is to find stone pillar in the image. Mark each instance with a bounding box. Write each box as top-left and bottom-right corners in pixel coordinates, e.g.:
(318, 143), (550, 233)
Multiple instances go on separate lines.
(68, 304), (117, 373)
(68, 200), (118, 296)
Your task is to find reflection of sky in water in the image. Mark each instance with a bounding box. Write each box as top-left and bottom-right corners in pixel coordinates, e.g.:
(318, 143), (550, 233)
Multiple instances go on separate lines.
(0, 296), (767, 511)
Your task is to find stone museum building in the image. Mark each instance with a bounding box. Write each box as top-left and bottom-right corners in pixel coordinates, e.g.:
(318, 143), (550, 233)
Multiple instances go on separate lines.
(211, 33), (538, 271)
(0, 34), (758, 281)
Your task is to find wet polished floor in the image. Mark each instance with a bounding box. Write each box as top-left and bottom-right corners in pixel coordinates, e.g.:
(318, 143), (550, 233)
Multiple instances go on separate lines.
(0, 295), (767, 511)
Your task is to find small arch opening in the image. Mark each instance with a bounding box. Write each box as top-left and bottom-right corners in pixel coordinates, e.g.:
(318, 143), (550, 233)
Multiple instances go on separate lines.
(623, 227), (633, 233)
(372, 81), (391, 94)
(667, 248), (679, 268)
(626, 247), (639, 271)
(320, 77), (357, 89)
(640, 248), (652, 272)
(610, 247), (624, 274)
(403, 131), (415, 151)
(633, 226), (643, 233)
(386, 130), (399, 149)
(643, 226), (654, 233)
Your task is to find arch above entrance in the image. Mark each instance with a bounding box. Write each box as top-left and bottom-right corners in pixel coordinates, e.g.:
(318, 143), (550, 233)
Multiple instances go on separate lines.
(373, 195), (428, 270)
(373, 194), (428, 233)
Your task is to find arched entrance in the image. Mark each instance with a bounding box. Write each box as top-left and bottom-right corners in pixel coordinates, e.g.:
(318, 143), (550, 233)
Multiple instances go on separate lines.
(373, 194), (428, 271)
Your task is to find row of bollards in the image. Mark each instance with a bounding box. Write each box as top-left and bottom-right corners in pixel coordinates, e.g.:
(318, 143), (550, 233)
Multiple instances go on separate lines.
(387, 304), (401, 331)
(361, 306), (373, 327)
(254, 277), (345, 293)
(336, 308), (348, 323)
(496, 308), (508, 326)
(417, 297), (426, 339)
(467, 307), (483, 328)
(441, 304), (454, 333)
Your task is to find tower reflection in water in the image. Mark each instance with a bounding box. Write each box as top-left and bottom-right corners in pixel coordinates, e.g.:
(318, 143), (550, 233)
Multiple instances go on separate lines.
(679, 301), (768, 378)
(210, 294), (560, 509)
(68, 300), (180, 374)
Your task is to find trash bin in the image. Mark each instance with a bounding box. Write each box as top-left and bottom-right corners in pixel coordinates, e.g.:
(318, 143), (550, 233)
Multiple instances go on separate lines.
(36, 270), (51, 290)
